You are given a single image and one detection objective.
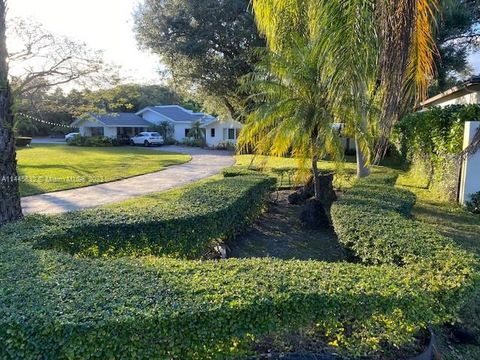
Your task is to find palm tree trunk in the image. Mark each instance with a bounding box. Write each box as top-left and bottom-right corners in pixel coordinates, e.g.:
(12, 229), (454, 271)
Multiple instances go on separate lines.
(356, 110), (370, 178)
(355, 137), (370, 178)
(312, 154), (321, 200)
(0, 1), (23, 226)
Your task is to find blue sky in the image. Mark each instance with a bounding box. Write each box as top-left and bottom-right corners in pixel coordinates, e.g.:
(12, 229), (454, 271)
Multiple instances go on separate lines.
(7, 0), (163, 84)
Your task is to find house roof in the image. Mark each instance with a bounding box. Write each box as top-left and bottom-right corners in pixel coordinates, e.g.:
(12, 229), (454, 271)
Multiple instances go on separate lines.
(137, 105), (215, 123)
(72, 113), (152, 127)
(420, 76), (480, 108)
(200, 118), (243, 128)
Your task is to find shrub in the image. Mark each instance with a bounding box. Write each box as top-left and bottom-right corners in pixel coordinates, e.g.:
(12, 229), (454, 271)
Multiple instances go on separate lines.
(32, 175), (276, 258)
(182, 137), (206, 148)
(466, 191), (480, 214)
(215, 140), (236, 150)
(15, 137), (32, 147)
(0, 172), (476, 359)
(331, 173), (472, 267)
(394, 104), (480, 201)
(68, 135), (119, 147)
(222, 166), (264, 177)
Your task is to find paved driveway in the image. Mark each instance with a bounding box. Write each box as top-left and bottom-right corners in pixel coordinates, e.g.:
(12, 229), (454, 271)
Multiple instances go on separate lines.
(21, 146), (235, 215)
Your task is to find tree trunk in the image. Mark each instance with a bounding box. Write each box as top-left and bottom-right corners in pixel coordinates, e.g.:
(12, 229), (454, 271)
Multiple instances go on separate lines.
(223, 97), (237, 120)
(0, 1), (23, 226)
(355, 137), (370, 178)
(311, 154), (321, 200)
(356, 109), (371, 178)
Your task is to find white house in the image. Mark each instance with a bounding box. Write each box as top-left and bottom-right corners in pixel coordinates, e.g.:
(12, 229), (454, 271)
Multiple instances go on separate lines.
(420, 76), (480, 108)
(71, 105), (243, 147)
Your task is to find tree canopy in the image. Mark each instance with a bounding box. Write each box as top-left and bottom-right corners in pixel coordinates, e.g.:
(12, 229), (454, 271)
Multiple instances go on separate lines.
(431, 0), (480, 93)
(134, 0), (265, 119)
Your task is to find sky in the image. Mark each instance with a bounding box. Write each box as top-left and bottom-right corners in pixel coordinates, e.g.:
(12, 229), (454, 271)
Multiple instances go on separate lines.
(7, 0), (164, 84)
(6, 0), (480, 88)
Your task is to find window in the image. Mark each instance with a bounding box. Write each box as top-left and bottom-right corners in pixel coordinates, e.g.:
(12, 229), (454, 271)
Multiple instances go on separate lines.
(210, 128), (216, 137)
(185, 128), (191, 137)
(91, 127), (104, 136)
(228, 128), (235, 140)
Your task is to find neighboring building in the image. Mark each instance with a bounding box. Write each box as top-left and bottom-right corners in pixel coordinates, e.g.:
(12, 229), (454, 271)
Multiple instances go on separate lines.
(420, 76), (480, 108)
(71, 105), (243, 147)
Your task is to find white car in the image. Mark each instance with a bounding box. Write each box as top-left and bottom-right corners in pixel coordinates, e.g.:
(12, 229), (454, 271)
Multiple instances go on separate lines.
(130, 132), (164, 146)
(65, 132), (80, 142)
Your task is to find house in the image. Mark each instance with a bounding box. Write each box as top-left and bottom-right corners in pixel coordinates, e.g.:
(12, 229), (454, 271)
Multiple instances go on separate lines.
(72, 113), (153, 139)
(420, 76), (480, 108)
(72, 105), (243, 147)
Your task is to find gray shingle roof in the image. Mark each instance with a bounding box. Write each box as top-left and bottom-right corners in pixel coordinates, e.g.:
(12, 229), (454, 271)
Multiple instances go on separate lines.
(90, 113), (152, 127)
(150, 106), (213, 122)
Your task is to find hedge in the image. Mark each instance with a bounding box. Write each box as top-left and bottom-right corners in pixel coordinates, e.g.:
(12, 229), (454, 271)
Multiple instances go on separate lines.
(331, 173), (470, 267)
(31, 175), (276, 258)
(0, 172), (476, 359)
(394, 104), (480, 201)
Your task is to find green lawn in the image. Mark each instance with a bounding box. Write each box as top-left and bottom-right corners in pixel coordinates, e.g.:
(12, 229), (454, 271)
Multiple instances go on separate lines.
(16, 144), (191, 196)
(235, 154), (398, 189)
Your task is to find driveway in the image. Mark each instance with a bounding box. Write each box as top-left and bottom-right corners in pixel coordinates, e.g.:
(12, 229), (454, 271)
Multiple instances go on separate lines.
(21, 146), (235, 215)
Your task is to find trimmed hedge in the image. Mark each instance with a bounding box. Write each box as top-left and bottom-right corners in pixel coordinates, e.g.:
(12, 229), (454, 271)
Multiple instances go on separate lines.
(331, 174), (469, 267)
(0, 172), (476, 359)
(32, 175), (276, 258)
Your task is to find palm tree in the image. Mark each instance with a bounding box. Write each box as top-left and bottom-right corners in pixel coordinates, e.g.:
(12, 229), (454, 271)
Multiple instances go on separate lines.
(187, 120), (205, 140)
(0, 0), (23, 225)
(252, 0), (439, 175)
(238, 39), (343, 200)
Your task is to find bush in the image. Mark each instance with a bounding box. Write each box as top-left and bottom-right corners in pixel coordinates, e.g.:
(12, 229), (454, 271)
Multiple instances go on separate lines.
(394, 104), (480, 201)
(0, 172), (476, 359)
(31, 175), (276, 258)
(331, 173), (473, 267)
(215, 140), (236, 150)
(68, 135), (119, 147)
(466, 191), (480, 214)
(15, 137), (32, 147)
(182, 137), (206, 148)
(222, 166), (264, 177)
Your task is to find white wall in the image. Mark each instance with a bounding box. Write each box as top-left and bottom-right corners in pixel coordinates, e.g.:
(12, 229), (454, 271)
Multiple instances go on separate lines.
(174, 123), (193, 142)
(459, 121), (480, 205)
(104, 127), (117, 139)
(204, 119), (243, 147)
(437, 91), (480, 107)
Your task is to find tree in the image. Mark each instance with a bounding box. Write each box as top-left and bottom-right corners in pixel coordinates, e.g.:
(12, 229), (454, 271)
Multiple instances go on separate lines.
(8, 18), (120, 97)
(151, 121), (174, 140)
(238, 40), (343, 201)
(187, 120), (205, 140)
(430, 0), (480, 93)
(134, 0), (264, 119)
(252, 0), (439, 175)
(0, 1), (22, 225)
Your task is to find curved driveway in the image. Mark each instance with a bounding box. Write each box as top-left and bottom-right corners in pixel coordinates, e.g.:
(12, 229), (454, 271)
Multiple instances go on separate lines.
(21, 146), (235, 215)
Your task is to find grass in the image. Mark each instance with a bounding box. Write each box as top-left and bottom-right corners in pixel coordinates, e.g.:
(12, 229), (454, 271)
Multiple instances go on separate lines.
(235, 154), (398, 189)
(16, 144), (191, 196)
